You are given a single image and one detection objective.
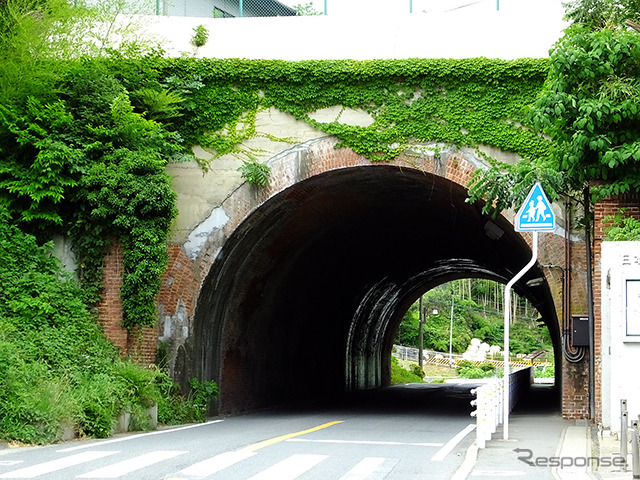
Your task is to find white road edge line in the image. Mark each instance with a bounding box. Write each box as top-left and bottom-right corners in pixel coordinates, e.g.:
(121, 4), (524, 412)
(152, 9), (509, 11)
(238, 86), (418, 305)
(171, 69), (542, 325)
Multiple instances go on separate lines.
(57, 420), (224, 453)
(431, 424), (476, 462)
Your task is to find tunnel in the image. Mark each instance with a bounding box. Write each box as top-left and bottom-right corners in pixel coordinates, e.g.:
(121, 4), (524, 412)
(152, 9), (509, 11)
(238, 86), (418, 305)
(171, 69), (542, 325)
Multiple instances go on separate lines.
(192, 165), (561, 414)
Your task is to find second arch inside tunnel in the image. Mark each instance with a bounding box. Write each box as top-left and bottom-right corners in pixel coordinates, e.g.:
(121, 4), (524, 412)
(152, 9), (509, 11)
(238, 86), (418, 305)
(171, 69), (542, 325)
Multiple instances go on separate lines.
(193, 165), (561, 414)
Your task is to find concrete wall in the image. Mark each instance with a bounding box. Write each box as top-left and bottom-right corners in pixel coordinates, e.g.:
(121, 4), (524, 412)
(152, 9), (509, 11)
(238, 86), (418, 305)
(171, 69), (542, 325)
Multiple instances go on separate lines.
(167, 107), (325, 245)
(124, 0), (567, 61)
(600, 241), (640, 431)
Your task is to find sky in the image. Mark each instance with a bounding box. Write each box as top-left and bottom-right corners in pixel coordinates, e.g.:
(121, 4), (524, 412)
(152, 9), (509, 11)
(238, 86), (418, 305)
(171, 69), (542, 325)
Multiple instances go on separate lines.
(145, 0), (568, 61)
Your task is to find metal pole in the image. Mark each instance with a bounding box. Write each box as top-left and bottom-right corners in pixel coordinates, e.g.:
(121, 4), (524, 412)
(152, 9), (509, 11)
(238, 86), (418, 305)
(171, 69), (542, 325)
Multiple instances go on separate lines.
(239, 0), (243, 17)
(497, 0), (499, 10)
(622, 399), (629, 464)
(324, 0), (327, 15)
(418, 295), (424, 369)
(504, 231), (538, 440)
(449, 297), (455, 367)
(585, 186), (596, 420)
(632, 419), (639, 479)
(410, 0), (413, 13)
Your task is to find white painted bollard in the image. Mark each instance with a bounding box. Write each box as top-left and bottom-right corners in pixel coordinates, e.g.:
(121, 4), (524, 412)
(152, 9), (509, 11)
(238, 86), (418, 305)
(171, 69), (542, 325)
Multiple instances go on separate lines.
(471, 381), (502, 448)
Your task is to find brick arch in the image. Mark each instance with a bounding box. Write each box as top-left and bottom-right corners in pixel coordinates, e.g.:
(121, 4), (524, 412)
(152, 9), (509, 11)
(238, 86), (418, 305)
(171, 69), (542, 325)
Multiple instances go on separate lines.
(155, 138), (497, 375)
(149, 138), (572, 415)
(160, 138), (491, 308)
(94, 137), (592, 419)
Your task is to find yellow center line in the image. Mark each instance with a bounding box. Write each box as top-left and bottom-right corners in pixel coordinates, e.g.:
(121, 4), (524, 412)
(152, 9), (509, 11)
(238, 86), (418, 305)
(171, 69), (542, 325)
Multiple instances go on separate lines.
(239, 421), (344, 452)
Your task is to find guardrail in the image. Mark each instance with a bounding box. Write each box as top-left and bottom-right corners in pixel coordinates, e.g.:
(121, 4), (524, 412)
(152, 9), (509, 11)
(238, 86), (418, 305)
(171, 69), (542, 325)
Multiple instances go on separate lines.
(621, 400), (640, 477)
(470, 366), (533, 448)
(392, 345), (551, 369)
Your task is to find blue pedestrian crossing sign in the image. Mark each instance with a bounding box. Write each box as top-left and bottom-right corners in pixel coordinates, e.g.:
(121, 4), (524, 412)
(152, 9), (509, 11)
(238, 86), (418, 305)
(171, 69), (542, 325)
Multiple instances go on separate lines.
(515, 182), (556, 232)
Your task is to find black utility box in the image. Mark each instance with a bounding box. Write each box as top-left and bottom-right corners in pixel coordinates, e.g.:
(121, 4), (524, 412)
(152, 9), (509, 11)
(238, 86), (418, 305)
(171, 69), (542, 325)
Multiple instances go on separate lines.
(572, 315), (590, 347)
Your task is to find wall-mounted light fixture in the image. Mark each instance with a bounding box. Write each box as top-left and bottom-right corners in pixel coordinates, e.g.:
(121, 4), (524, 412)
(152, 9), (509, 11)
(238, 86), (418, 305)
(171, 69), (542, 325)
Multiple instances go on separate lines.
(484, 220), (504, 240)
(526, 277), (544, 287)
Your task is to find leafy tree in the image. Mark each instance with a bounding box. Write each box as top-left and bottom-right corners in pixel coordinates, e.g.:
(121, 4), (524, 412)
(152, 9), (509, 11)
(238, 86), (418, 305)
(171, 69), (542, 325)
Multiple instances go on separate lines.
(395, 302), (419, 346)
(0, 0), (183, 328)
(394, 280), (551, 354)
(468, 1), (640, 213)
(528, 23), (640, 199)
(563, 0), (640, 29)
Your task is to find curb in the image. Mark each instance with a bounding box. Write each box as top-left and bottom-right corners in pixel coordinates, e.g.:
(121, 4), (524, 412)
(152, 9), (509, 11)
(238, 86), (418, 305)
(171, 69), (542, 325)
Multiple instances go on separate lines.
(450, 442), (479, 480)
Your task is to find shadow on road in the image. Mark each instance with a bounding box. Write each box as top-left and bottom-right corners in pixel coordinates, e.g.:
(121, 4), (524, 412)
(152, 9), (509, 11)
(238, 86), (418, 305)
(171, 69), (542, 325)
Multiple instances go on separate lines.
(512, 382), (560, 414)
(283, 381), (560, 419)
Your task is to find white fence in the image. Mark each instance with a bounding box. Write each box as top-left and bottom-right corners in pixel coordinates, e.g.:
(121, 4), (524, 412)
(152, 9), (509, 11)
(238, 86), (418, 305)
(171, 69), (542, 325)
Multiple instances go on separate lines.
(470, 367), (533, 448)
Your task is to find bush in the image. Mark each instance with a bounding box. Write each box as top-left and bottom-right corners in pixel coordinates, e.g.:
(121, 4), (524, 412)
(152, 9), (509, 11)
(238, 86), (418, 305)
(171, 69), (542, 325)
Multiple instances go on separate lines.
(0, 209), (217, 444)
(390, 357), (424, 384)
(410, 364), (425, 379)
(479, 362), (495, 373)
(456, 360), (496, 379)
(535, 366), (555, 378)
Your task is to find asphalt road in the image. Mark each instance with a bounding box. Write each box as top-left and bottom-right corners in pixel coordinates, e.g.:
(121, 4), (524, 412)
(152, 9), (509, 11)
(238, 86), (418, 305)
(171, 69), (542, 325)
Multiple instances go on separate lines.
(0, 383), (483, 480)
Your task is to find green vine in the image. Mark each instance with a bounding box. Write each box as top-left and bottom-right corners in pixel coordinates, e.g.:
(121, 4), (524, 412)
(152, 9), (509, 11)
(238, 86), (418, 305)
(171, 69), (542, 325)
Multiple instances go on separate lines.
(164, 57), (550, 166)
(1, 55), (550, 330)
(604, 208), (640, 241)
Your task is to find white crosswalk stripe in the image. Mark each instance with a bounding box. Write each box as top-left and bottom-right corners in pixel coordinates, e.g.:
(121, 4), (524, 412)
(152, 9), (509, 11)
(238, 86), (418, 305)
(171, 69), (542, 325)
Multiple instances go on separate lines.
(176, 450), (256, 476)
(0, 451), (119, 479)
(77, 450), (187, 478)
(338, 457), (394, 480)
(0, 445), (458, 479)
(247, 454), (328, 480)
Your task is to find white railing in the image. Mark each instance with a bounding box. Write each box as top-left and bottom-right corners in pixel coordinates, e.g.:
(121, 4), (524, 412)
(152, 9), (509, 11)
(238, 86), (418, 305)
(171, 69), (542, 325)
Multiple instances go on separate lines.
(470, 366), (532, 448)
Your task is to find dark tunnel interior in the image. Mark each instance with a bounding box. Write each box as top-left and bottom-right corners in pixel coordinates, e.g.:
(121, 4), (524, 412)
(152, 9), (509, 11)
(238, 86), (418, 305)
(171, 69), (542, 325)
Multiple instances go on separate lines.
(193, 165), (561, 414)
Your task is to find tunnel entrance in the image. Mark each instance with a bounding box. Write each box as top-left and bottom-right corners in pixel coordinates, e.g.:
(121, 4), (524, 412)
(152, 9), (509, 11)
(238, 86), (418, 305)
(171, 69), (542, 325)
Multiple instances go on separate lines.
(193, 165), (561, 414)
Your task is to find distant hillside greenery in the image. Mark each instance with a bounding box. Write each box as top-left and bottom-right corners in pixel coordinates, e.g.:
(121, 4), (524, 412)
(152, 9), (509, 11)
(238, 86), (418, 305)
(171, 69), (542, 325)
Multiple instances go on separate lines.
(394, 279), (553, 356)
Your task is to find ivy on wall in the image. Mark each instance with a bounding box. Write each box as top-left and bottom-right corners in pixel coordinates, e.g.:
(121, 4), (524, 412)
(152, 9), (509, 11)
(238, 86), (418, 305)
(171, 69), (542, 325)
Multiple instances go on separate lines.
(164, 57), (551, 163)
(1, 56), (551, 330)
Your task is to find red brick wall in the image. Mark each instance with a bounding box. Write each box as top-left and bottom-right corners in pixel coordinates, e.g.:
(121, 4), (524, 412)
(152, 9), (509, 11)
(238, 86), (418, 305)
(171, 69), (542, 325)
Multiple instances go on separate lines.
(97, 241), (127, 354)
(96, 241), (158, 365)
(157, 246), (198, 336)
(592, 192), (640, 423)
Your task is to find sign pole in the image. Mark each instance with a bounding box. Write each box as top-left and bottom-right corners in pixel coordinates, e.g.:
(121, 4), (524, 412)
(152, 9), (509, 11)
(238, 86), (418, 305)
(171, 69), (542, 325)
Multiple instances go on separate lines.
(506, 182), (554, 439)
(503, 231), (538, 440)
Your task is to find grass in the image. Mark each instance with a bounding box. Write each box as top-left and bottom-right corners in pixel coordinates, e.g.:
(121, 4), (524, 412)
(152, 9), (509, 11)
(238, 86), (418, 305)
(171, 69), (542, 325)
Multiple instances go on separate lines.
(391, 357), (458, 385)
